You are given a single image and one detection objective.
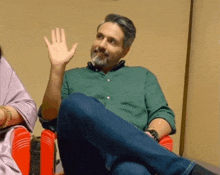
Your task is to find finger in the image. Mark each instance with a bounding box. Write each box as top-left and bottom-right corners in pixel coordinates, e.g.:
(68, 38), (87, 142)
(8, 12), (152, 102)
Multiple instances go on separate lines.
(56, 28), (61, 42)
(69, 43), (78, 56)
(51, 30), (56, 43)
(44, 36), (51, 47)
(61, 28), (66, 43)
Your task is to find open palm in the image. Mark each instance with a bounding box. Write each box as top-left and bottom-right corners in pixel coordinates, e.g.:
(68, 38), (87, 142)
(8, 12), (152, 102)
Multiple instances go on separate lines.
(44, 28), (78, 66)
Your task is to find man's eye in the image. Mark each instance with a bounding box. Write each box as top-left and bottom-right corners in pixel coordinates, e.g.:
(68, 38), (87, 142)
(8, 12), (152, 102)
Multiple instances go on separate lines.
(109, 39), (116, 44)
(97, 34), (103, 39)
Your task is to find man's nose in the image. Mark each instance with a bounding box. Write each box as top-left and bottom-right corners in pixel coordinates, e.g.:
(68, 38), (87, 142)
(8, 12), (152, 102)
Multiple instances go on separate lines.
(99, 39), (107, 50)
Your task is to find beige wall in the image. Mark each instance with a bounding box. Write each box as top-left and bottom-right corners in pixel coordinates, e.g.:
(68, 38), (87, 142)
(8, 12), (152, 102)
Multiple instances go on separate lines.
(183, 0), (220, 167)
(1, 0), (191, 155)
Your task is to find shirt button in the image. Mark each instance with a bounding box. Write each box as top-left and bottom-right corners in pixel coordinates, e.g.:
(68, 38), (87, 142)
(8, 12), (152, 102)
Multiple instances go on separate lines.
(107, 96), (110, 99)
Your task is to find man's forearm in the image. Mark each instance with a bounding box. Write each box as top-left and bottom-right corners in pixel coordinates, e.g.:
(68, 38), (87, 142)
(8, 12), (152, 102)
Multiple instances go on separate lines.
(41, 65), (65, 120)
(146, 118), (172, 140)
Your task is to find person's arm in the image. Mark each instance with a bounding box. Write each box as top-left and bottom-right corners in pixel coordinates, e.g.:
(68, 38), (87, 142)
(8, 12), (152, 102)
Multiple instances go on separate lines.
(0, 105), (24, 128)
(41, 28), (78, 120)
(41, 65), (65, 120)
(144, 71), (176, 141)
(145, 118), (172, 141)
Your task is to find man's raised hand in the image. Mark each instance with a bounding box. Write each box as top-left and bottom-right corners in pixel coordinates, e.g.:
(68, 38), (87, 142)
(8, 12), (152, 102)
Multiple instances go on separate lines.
(44, 28), (78, 67)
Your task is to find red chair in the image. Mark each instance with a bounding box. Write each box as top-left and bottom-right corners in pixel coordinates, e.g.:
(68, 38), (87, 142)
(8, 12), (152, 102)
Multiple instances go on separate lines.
(40, 129), (173, 175)
(12, 127), (31, 175)
(159, 135), (173, 151)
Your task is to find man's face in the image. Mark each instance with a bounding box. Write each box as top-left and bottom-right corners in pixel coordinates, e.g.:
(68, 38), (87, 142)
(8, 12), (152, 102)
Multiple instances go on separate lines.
(90, 22), (128, 68)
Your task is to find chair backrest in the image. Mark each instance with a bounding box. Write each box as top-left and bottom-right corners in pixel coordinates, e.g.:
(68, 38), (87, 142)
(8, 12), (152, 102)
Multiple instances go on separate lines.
(12, 127), (31, 175)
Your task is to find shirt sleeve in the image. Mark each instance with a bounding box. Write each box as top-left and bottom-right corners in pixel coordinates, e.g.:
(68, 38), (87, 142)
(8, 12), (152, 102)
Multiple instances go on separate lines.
(37, 106), (57, 132)
(144, 71), (176, 134)
(3, 67), (37, 132)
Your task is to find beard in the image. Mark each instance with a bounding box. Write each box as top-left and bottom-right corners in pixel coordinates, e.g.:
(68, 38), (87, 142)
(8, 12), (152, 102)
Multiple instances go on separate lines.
(91, 54), (109, 67)
(91, 47), (109, 67)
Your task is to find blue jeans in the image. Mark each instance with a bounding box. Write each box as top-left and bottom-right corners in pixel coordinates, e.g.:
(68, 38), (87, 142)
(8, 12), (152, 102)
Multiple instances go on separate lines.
(57, 93), (196, 175)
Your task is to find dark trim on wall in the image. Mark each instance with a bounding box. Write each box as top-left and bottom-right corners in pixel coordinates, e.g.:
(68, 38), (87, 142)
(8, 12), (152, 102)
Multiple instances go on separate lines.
(179, 0), (194, 156)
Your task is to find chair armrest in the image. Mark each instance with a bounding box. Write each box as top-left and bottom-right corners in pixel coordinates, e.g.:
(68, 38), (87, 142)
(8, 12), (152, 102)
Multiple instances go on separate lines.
(159, 135), (173, 151)
(40, 129), (57, 175)
(12, 126), (31, 175)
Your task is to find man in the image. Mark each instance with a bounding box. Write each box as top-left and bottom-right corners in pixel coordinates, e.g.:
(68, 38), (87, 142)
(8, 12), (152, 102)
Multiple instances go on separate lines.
(38, 14), (217, 175)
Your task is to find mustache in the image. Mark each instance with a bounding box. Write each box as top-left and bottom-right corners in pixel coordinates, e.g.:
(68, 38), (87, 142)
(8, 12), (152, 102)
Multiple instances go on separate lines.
(94, 47), (109, 57)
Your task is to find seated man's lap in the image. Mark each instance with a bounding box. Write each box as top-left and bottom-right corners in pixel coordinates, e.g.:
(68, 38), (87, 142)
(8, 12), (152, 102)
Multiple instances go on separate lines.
(57, 93), (154, 174)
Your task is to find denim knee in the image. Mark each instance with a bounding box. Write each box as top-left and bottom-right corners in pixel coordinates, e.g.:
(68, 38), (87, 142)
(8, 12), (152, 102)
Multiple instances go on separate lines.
(57, 93), (89, 136)
(112, 161), (151, 175)
(58, 92), (100, 130)
(59, 92), (95, 117)
(60, 92), (88, 110)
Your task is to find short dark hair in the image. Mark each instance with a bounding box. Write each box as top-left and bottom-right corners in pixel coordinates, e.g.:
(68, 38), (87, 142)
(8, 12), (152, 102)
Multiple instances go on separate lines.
(97, 13), (136, 48)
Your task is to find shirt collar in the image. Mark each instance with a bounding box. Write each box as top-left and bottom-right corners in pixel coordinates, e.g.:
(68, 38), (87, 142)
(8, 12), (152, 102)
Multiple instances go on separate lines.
(87, 60), (125, 72)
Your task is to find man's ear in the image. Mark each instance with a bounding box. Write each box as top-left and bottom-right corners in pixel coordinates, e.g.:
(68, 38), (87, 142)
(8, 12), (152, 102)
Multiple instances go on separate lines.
(122, 47), (130, 58)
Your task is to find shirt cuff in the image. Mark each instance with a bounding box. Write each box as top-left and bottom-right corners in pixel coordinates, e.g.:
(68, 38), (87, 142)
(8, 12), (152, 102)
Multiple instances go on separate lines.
(38, 106), (57, 132)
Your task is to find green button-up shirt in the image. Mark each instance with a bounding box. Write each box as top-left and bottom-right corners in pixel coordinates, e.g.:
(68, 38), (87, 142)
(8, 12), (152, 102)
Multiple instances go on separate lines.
(60, 62), (176, 133)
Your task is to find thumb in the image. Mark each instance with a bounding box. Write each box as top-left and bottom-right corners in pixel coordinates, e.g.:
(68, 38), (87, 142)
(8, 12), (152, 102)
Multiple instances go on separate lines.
(44, 36), (51, 47)
(69, 43), (78, 56)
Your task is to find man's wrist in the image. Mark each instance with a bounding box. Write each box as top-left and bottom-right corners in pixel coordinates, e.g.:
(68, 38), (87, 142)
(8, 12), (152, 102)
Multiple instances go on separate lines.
(146, 129), (159, 142)
(51, 64), (66, 72)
